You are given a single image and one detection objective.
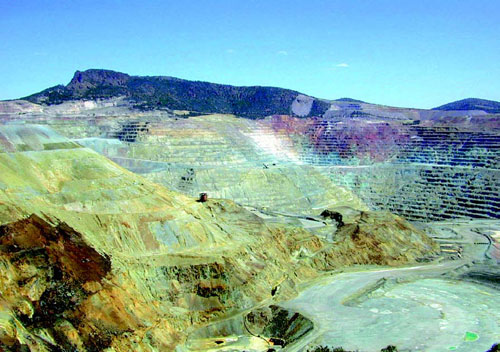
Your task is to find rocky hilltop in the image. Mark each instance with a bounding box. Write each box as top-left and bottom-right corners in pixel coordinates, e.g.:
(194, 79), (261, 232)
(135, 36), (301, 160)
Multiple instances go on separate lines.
(433, 98), (500, 114)
(23, 69), (330, 118)
(20, 69), (500, 119)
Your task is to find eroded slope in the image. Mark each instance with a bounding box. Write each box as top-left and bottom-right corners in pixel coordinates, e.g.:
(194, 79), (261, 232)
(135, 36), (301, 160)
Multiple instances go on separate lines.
(0, 125), (438, 351)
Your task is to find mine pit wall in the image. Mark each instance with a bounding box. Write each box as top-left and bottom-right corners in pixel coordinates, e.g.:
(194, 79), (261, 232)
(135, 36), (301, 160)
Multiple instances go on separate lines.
(13, 113), (498, 222)
(326, 164), (500, 221)
(298, 125), (500, 221)
(296, 124), (500, 167)
(98, 122), (500, 222)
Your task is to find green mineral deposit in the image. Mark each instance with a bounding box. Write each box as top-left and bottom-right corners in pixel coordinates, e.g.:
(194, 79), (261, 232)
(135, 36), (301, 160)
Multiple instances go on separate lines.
(464, 331), (479, 342)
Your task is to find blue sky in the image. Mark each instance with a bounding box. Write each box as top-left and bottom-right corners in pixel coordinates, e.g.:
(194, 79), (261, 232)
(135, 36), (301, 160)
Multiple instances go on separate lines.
(1, 0), (499, 108)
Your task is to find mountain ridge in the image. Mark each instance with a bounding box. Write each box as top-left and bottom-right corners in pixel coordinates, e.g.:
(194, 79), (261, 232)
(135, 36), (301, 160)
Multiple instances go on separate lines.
(20, 69), (500, 118)
(23, 69), (330, 118)
(433, 98), (500, 114)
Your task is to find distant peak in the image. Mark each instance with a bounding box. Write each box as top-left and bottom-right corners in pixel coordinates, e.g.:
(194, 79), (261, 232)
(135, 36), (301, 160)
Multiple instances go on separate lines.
(334, 97), (366, 104)
(69, 69), (130, 88)
(21, 68), (331, 118)
(433, 98), (500, 113)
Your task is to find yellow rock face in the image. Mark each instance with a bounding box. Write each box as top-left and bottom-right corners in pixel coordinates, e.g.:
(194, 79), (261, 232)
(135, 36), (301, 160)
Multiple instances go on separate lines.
(0, 125), (438, 351)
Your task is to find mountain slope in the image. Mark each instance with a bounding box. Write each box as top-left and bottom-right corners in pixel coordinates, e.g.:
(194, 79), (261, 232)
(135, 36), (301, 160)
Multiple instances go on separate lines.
(20, 69), (500, 120)
(433, 98), (500, 113)
(23, 69), (330, 118)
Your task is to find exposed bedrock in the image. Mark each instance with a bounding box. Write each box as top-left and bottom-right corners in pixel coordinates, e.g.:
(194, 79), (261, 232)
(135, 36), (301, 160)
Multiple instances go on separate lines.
(1, 106), (498, 222)
(0, 210), (436, 351)
(0, 73), (499, 352)
(0, 215), (113, 351)
(76, 115), (499, 221)
(146, 164), (367, 216)
(184, 305), (313, 351)
(327, 209), (439, 265)
(329, 163), (500, 220)
(0, 125), (439, 350)
(267, 116), (500, 221)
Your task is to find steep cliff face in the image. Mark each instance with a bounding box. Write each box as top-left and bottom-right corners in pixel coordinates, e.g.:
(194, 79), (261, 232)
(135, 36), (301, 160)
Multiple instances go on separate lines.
(0, 125), (438, 351)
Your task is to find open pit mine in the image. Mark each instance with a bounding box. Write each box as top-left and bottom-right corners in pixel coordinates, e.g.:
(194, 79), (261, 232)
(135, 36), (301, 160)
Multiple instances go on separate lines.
(0, 69), (499, 352)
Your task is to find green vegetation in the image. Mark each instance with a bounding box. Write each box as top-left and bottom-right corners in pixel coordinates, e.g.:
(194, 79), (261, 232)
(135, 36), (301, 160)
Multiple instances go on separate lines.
(23, 69), (331, 118)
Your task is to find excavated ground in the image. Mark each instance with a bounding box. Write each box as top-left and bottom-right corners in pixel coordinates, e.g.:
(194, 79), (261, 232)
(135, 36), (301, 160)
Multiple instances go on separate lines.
(0, 125), (441, 351)
(281, 221), (500, 352)
(0, 101), (499, 351)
